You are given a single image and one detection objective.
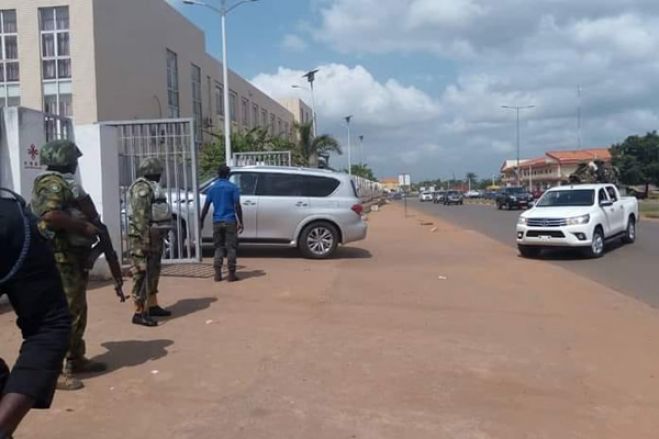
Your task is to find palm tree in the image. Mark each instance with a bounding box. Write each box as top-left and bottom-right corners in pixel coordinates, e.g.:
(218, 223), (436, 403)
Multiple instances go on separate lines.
(295, 122), (342, 167)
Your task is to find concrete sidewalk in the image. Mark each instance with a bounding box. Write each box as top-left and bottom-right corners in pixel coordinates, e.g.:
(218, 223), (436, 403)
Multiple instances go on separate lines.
(3, 203), (659, 438)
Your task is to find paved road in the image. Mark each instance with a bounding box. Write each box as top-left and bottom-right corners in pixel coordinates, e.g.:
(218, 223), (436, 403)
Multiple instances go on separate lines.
(411, 199), (659, 308)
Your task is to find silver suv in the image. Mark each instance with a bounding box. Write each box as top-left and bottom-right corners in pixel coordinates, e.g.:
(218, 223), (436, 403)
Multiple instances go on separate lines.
(184, 167), (367, 259)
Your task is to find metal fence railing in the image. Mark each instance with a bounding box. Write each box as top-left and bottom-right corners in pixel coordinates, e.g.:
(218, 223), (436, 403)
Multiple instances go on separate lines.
(233, 151), (292, 167)
(353, 175), (384, 202)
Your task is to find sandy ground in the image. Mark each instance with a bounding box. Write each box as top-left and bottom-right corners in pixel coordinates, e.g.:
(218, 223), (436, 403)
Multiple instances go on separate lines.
(3, 203), (659, 438)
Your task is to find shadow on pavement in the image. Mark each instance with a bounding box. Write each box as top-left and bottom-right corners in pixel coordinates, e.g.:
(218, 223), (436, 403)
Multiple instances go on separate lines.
(236, 269), (266, 280)
(85, 339), (174, 376)
(522, 240), (626, 261)
(235, 246), (372, 260)
(164, 297), (217, 321)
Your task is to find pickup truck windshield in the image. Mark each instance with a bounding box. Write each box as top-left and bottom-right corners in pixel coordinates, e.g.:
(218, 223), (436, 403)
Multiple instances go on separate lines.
(537, 190), (595, 207)
(505, 187), (525, 194)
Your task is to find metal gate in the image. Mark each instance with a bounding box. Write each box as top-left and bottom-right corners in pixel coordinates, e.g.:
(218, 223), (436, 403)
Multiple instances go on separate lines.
(105, 118), (201, 265)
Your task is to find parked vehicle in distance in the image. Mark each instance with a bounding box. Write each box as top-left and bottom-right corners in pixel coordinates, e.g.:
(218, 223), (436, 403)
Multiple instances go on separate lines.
(390, 192), (403, 200)
(444, 190), (464, 205)
(419, 191), (434, 202)
(464, 190), (481, 199)
(173, 166), (367, 259)
(496, 187), (534, 210)
(434, 190), (446, 204)
(516, 184), (639, 258)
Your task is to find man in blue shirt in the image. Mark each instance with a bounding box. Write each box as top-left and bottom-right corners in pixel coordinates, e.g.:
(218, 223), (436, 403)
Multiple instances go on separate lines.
(201, 165), (243, 282)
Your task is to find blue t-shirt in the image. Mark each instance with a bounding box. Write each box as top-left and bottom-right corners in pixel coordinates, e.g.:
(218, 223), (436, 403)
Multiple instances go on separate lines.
(207, 179), (240, 223)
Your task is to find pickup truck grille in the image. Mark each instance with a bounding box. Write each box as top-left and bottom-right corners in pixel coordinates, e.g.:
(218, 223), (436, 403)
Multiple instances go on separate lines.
(526, 230), (566, 238)
(527, 218), (566, 227)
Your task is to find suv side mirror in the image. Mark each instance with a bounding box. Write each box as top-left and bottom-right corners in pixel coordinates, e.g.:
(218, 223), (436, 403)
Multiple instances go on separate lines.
(600, 200), (613, 207)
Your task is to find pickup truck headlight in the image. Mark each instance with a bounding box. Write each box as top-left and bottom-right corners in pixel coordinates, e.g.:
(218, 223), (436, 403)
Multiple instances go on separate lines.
(517, 216), (528, 225)
(566, 214), (590, 225)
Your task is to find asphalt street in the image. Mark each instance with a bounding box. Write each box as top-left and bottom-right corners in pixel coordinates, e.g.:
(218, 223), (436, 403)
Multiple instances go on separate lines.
(411, 199), (659, 308)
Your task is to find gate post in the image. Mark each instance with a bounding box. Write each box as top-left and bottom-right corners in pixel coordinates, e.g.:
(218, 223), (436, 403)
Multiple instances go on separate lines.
(76, 124), (122, 278)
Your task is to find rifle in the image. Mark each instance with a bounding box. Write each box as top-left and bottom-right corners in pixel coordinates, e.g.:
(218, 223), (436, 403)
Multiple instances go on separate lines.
(76, 195), (126, 302)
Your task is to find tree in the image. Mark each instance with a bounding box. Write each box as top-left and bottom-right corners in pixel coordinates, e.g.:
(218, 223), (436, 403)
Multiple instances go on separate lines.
(295, 122), (342, 167)
(611, 132), (659, 197)
(347, 164), (378, 181)
(199, 127), (296, 179)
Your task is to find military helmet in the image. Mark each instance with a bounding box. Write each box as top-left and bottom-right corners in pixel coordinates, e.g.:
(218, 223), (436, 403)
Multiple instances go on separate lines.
(138, 157), (164, 177)
(40, 140), (82, 167)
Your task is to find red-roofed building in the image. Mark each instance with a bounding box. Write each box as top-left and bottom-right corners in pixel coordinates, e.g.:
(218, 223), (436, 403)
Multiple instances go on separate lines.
(501, 148), (612, 190)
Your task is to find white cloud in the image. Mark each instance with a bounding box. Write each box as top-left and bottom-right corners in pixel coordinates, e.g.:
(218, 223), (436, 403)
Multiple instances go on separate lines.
(268, 0), (659, 180)
(280, 34), (308, 52)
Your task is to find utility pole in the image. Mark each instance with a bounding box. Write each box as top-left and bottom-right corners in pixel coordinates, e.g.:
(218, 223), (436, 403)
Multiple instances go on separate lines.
(501, 104), (535, 185)
(302, 69), (319, 137)
(577, 84), (582, 149)
(345, 115), (353, 176)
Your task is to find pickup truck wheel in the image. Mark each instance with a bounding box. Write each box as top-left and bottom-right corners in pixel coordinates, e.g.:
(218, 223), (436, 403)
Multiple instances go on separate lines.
(583, 227), (605, 259)
(518, 245), (541, 258)
(622, 217), (636, 244)
(299, 222), (339, 259)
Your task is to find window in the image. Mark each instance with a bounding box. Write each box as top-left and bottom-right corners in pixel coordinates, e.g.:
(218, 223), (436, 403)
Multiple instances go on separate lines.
(605, 186), (618, 202)
(598, 189), (608, 204)
(229, 91), (237, 122)
(252, 104), (258, 129)
(166, 50), (179, 117)
(215, 83), (223, 116)
(261, 109), (267, 128)
(229, 172), (258, 196)
(277, 118), (282, 135)
(242, 97), (249, 127)
(0, 10), (19, 107)
(40, 7), (71, 115)
(537, 190), (595, 207)
(191, 64), (202, 144)
(269, 114), (275, 134)
(300, 176), (340, 197)
(256, 173), (302, 197)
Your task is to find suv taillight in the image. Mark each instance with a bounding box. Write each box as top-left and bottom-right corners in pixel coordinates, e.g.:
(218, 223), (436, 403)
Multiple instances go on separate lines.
(351, 204), (364, 216)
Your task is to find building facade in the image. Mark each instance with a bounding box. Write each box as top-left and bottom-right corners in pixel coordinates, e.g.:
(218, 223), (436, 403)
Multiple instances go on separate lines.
(2, 0), (294, 144)
(501, 148), (612, 190)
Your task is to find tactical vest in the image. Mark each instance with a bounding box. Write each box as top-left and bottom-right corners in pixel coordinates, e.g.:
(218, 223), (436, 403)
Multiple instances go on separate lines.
(129, 178), (172, 228)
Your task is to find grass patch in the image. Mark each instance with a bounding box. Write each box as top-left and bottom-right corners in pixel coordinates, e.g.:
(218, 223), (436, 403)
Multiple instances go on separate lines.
(640, 201), (659, 219)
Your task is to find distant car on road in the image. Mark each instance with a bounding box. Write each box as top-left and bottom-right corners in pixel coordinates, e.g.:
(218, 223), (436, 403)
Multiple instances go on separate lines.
(390, 192), (403, 200)
(444, 190), (464, 205)
(464, 190), (481, 199)
(433, 190), (446, 204)
(516, 184), (639, 258)
(419, 191), (434, 202)
(496, 187), (534, 210)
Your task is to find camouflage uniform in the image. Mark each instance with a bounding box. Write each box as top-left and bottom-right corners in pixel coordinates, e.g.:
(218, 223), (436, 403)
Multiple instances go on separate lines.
(128, 158), (169, 310)
(31, 143), (91, 364)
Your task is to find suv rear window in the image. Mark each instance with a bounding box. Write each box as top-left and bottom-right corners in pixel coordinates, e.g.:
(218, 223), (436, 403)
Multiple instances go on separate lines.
(300, 176), (340, 197)
(256, 173), (302, 196)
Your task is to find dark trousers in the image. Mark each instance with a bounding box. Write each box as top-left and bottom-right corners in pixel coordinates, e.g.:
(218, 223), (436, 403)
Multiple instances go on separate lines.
(213, 222), (238, 272)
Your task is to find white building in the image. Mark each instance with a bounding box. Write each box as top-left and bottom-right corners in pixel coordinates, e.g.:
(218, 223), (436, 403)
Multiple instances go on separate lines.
(1, 0), (296, 143)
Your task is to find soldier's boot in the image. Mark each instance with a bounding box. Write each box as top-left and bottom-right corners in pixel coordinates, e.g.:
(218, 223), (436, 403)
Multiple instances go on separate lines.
(147, 295), (171, 317)
(56, 361), (84, 391)
(214, 267), (223, 282)
(70, 357), (107, 374)
(132, 312), (158, 327)
(227, 271), (239, 283)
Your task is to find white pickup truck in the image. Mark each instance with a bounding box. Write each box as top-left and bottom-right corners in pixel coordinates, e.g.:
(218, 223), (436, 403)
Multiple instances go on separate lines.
(516, 184), (639, 258)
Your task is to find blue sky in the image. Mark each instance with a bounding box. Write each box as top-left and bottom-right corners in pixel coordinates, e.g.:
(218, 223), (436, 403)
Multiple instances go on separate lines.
(168, 0), (659, 182)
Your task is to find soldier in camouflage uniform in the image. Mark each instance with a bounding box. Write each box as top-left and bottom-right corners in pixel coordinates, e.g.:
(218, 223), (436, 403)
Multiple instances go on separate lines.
(31, 140), (107, 391)
(129, 157), (172, 327)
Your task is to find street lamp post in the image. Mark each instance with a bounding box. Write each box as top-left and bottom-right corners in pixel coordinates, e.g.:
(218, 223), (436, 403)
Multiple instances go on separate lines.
(291, 84), (318, 137)
(358, 135), (364, 165)
(345, 115), (353, 177)
(302, 69), (319, 137)
(501, 104), (535, 185)
(183, 0), (259, 165)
